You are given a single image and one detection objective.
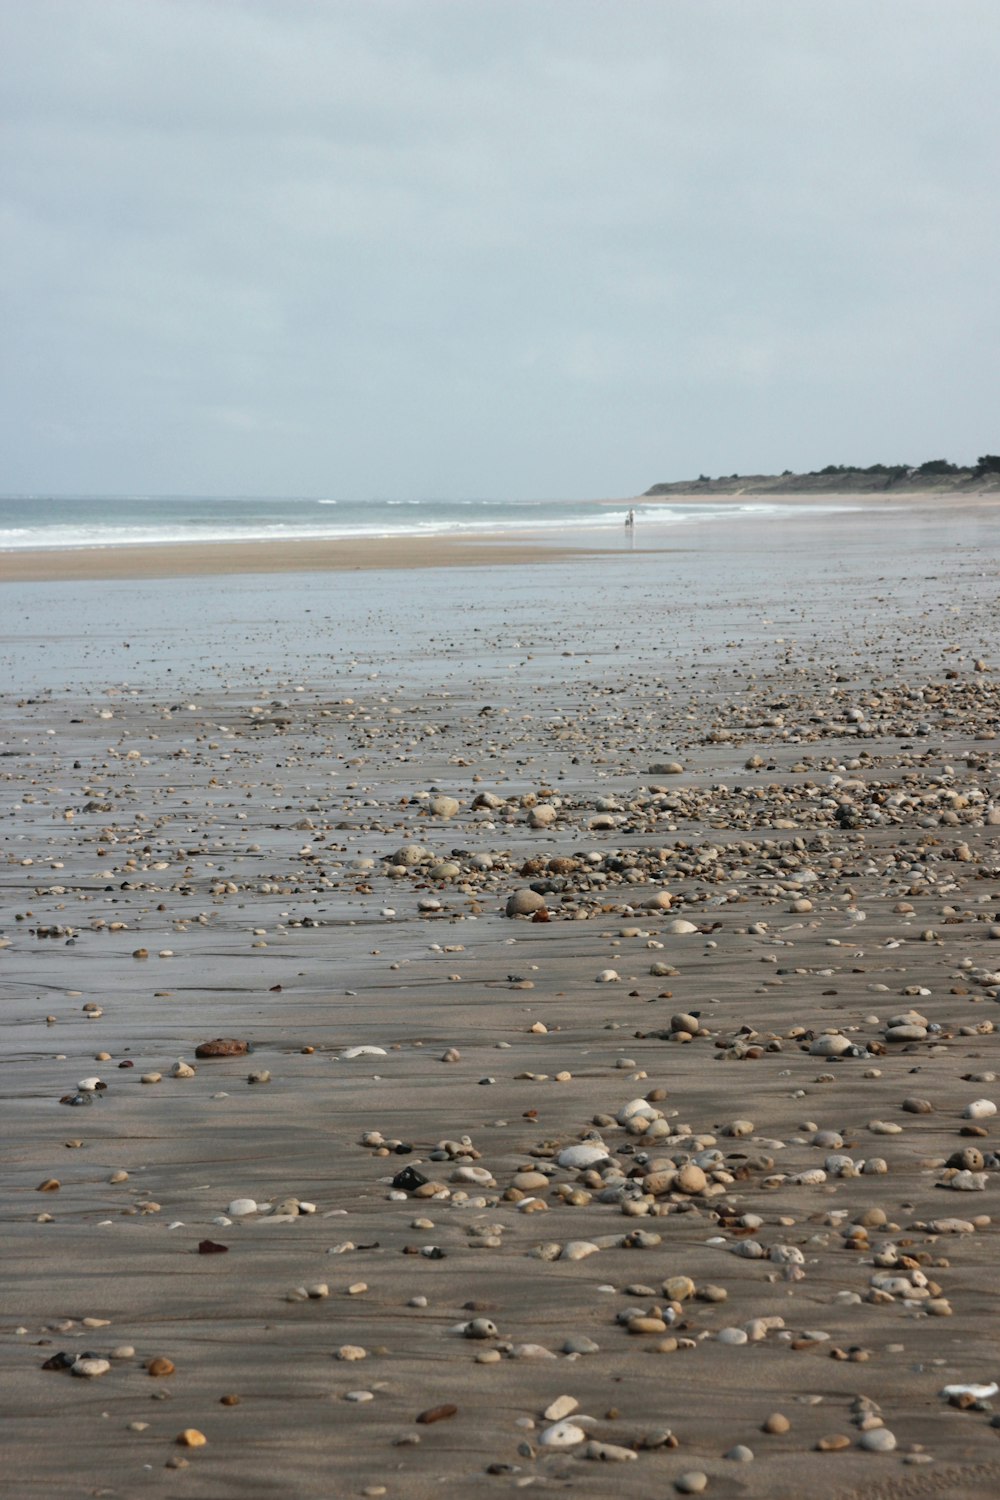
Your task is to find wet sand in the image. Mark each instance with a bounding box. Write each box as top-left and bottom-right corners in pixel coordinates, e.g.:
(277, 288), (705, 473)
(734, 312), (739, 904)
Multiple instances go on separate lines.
(0, 534), (603, 584)
(2, 497), (999, 1498)
(3, 487), (997, 584)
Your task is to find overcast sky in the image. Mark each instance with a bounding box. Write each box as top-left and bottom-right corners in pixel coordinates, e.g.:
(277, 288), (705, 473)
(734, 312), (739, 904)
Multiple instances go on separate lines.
(2, 0), (998, 499)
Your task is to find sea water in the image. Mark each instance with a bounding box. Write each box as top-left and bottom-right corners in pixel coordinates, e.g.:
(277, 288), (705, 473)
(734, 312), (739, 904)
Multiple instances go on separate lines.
(0, 493), (783, 550)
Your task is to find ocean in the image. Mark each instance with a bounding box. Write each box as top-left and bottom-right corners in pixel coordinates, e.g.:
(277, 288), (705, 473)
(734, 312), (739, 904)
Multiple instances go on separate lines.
(0, 493), (784, 550)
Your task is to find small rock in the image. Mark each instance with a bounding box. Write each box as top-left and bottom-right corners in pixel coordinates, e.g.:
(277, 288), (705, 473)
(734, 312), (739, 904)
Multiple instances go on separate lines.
(561, 1241), (600, 1262)
(506, 889), (547, 918)
(557, 1142), (609, 1170)
(859, 1428), (897, 1452)
(416, 1403), (457, 1424)
(539, 1420), (587, 1448)
(195, 1038), (250, 1058)
(583, 1440), (636, 1462)
(176, 1429), (207, 1448)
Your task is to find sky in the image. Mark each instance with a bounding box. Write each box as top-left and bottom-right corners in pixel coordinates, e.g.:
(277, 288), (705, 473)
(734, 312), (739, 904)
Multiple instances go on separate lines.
(2, 0), (998, 499)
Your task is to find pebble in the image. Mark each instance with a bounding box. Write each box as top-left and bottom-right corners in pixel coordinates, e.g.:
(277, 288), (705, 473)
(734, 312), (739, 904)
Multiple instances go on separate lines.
(557, 1142), (609, 1169)
(506, 889), (547, 917)
(675, 1472), (708, 1493)
(859, 1428), (897, 1452)
(416, 1403), (457, 1424)
(176, 1429), (207, 1448)
(561, 1240), (600, 1261)
(563, 1335), (600, 1355)
(195, 1038), (249, 1058)
(227, 1198), (258, 1216)
(583, 1440), (636, 1461)
(539, 1420), (587, 1447)
(543, 1395), (579, 1421)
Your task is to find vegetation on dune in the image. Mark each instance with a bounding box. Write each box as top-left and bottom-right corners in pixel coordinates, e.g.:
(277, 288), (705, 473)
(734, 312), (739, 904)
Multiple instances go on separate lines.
(645, 455), (999, 495)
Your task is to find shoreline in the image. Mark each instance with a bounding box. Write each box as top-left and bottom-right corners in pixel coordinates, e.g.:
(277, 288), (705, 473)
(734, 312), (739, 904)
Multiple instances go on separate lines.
(2, 488), (997, 584)
(0, 533), (613, 583)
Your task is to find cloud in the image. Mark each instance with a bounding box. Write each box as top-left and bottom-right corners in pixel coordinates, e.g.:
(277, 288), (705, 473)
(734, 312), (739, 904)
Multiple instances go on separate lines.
(1, 0), (998, 495)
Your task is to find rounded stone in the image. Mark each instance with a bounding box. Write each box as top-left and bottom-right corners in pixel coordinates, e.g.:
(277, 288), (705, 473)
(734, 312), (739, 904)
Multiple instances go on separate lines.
(463, 1318), (498, 1339)
(628, 1315), (667, 1335)
(561, 1241), (600, 1262)
(506, 889), (547, 918)
(884, 1024), (927, 1042)
(195, 1038), (250, 1058)
(809, 1034), (853, 1057)
(539, 1420), (587, 1448)
(859, 1428), (897, 1452)
(227, 1198), (258, 1216)
(675, 1472), (708, 1494)
(557, 1142), (609, 1170)
(676, 1163), (708, 1194)
(529, 804), (558, 828)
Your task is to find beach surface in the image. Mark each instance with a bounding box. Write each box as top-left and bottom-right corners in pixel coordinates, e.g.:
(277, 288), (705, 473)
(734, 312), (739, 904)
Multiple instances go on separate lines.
(2, 496), (999, 1498)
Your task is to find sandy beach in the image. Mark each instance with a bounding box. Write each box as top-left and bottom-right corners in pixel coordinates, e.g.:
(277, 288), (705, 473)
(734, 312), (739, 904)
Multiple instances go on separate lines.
(3, 495), (1000, 1499)
(1, 488), (997, 584)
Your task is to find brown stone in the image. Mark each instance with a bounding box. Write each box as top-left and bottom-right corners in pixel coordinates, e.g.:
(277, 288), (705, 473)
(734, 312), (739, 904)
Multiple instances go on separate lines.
(194, 1038), (250, 1058)
(675, 1163), (707, 1195)
(416, 1404), (458, 1424)
(148, 1357), (175, 1377)
(175, 1429), (206, 1447)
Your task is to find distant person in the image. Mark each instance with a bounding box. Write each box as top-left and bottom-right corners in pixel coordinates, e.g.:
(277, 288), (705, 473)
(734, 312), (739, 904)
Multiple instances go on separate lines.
(625, 508), (635, 529)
